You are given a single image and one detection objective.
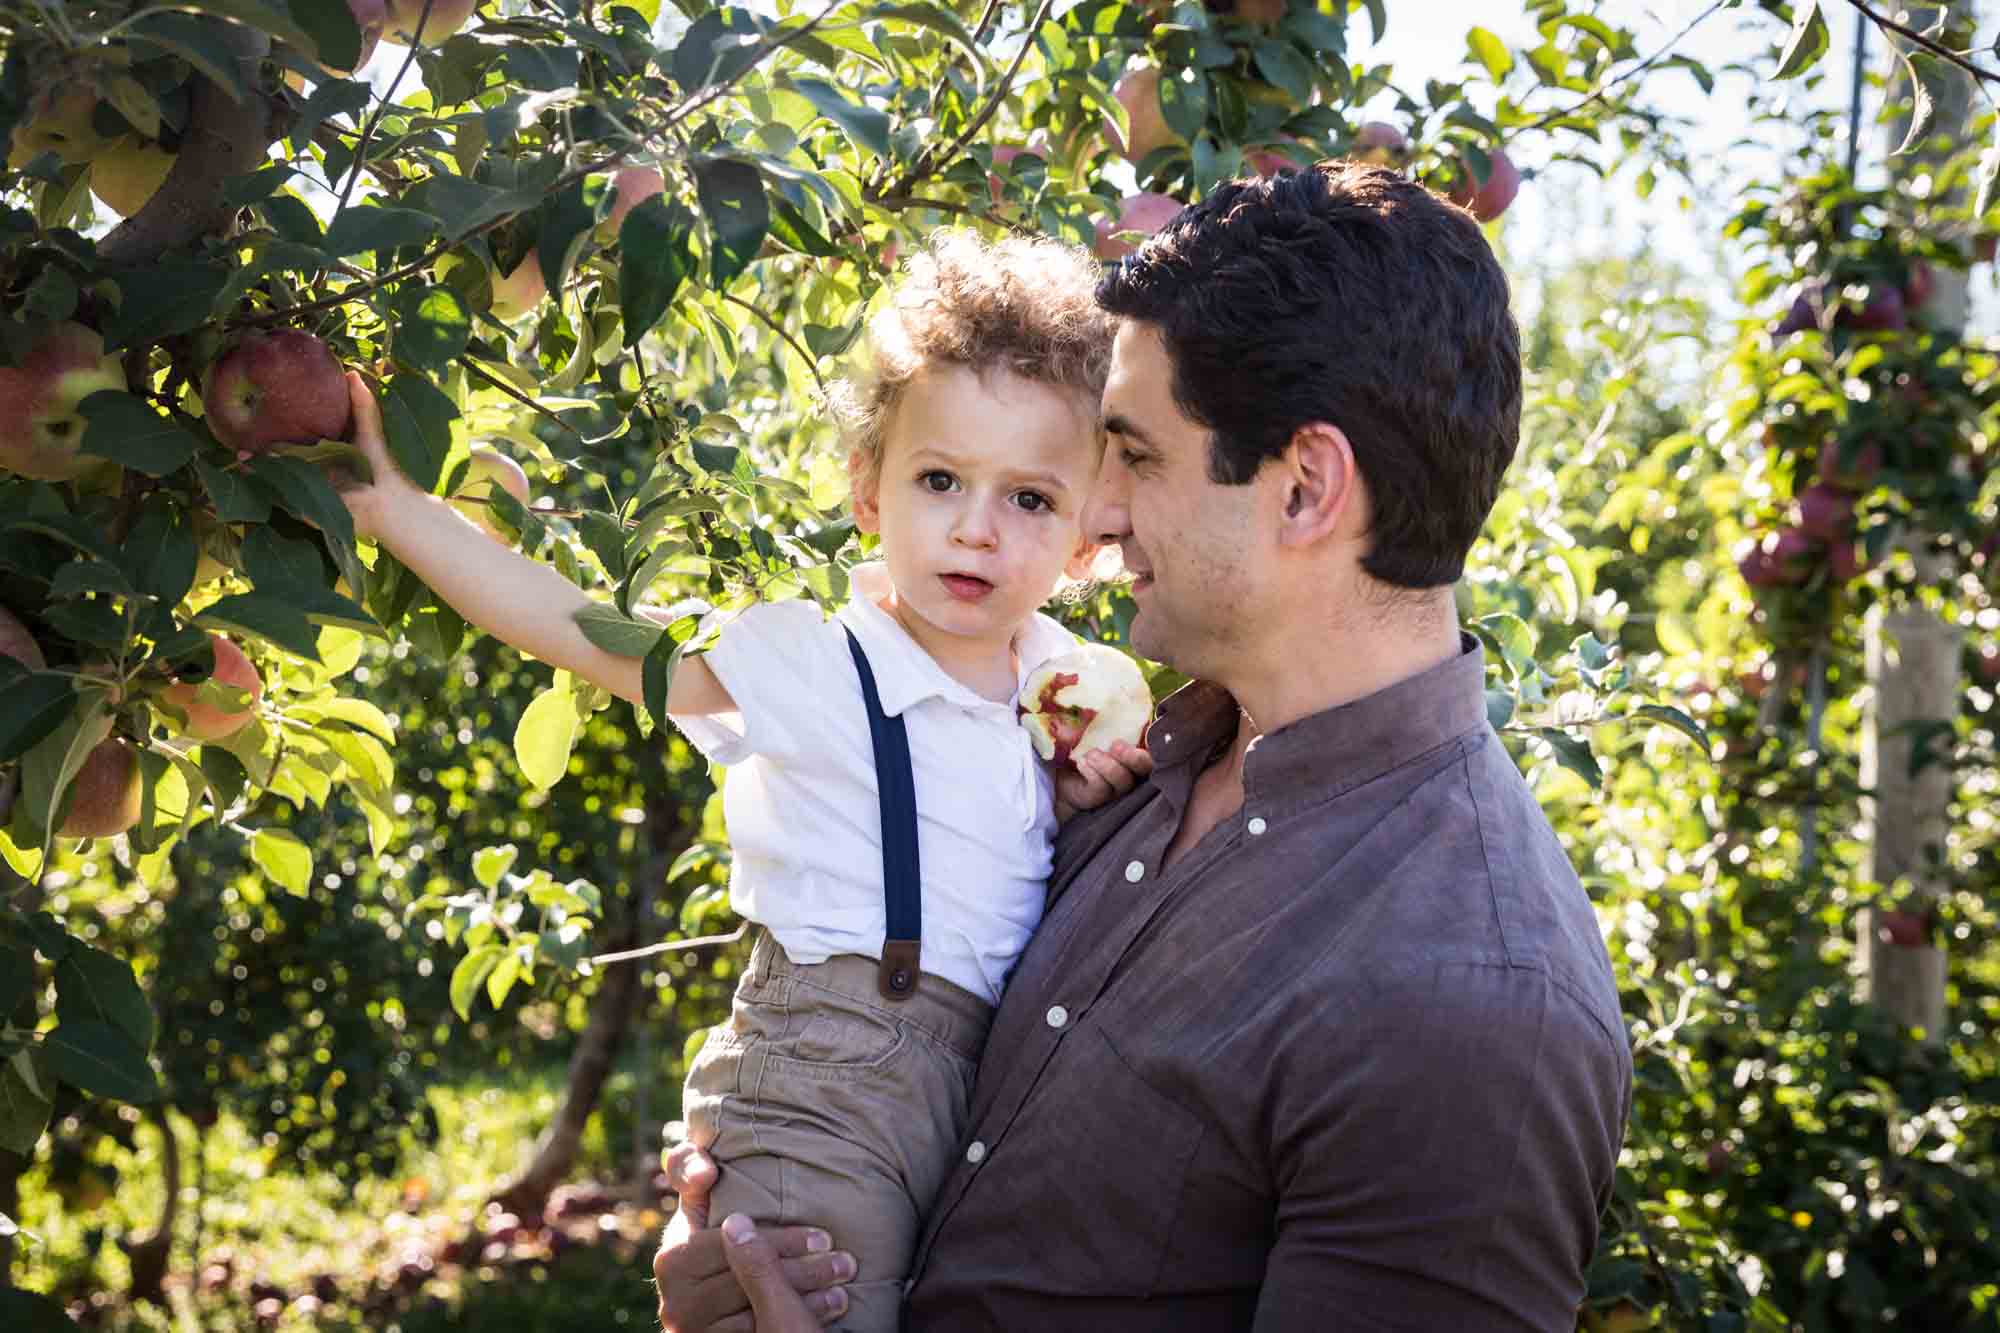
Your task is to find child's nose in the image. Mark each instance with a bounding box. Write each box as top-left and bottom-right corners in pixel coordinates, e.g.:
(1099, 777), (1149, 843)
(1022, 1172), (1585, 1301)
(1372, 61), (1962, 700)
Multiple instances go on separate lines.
(951, 502), (999, 549)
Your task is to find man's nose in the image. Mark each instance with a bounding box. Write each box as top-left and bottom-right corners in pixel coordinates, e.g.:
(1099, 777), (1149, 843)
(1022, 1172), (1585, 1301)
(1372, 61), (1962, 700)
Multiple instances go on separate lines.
(1080, 453), (1131, 547)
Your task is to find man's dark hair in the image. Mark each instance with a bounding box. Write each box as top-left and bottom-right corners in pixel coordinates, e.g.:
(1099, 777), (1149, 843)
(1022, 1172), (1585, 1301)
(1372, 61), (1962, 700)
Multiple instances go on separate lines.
(1095, 160), (1522, 589)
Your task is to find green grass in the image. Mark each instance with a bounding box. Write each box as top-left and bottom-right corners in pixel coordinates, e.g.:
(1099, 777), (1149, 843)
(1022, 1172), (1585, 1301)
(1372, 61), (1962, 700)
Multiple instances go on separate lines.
(14, 1059), (676, 1331)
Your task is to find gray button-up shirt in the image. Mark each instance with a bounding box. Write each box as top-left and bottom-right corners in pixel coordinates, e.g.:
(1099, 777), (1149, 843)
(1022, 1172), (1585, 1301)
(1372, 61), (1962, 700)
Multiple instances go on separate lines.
(906, 635), (1632, 1331)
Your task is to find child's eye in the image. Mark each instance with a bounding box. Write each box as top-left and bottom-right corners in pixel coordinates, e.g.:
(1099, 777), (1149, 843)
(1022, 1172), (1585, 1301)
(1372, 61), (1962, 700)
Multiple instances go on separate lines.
(1011, 490), (1054, 514)
(919, 470), (958, 493)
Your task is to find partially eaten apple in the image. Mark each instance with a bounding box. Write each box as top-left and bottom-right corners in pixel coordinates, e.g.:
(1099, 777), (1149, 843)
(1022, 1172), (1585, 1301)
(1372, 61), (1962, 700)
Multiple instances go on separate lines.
(1018, 644), (1152, 769)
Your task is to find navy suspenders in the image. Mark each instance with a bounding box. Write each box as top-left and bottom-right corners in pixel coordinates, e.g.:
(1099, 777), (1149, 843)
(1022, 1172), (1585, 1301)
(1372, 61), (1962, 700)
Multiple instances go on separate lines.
(843, 628), (922, 1001)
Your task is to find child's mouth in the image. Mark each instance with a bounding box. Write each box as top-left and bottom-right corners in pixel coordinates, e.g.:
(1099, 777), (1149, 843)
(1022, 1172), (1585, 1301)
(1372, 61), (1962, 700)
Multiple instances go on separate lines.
(940, 573), (995, 601)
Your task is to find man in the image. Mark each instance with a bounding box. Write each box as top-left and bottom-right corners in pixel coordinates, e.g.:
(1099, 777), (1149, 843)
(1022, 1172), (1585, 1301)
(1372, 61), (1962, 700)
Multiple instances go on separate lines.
(655, 160), (1632, 1332)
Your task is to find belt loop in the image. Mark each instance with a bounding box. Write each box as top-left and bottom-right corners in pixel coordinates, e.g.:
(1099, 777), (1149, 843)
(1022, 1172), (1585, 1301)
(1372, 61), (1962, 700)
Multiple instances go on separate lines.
(844, 628), (923, 1002)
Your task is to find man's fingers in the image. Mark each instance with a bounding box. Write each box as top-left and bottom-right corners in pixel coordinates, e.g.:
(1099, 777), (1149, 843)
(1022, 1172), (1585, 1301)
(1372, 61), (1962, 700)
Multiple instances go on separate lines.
(720, 1215), (824, 1333)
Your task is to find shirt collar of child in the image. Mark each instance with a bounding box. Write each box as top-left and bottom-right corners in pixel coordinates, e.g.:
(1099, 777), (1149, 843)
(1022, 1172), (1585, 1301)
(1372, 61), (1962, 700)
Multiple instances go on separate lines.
(837, 562), (1078, 719)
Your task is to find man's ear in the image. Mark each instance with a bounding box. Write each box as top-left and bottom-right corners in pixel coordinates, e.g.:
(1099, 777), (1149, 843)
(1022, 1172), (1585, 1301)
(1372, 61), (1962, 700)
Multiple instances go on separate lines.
(847, 447), (882, 533)
(1275, 423), (1361, 550)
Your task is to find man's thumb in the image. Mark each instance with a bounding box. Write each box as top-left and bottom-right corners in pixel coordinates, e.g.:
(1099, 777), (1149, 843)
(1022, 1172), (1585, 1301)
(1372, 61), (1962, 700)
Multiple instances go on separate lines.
(720, 1214), (814, 1331)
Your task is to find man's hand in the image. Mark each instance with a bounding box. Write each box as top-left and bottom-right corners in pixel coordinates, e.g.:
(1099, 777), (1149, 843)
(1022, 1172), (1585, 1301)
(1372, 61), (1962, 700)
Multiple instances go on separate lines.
(1054, 739), (1154, 821)
(654, 1143), (853, 1332)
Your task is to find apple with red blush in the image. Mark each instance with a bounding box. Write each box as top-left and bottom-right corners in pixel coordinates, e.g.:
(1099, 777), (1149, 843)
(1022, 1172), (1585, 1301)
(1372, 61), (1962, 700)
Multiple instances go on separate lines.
(1018, 644), (1153, 769)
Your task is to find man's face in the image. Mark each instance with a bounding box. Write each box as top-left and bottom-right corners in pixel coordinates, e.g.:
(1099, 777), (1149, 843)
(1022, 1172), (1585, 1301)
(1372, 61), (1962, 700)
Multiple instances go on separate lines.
(1084, 322), (1267, 675)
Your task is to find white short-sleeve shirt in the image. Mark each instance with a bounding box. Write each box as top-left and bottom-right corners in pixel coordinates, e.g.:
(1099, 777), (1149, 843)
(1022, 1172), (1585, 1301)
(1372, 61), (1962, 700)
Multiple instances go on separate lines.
(670, 563), (1078, 1003)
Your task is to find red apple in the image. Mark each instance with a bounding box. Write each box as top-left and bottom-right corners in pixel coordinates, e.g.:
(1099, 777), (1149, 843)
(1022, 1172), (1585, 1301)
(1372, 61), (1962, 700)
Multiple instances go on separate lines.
(1229, 0), (1286, 21)
(202, 331), (351, 454)
(1092, 191), (1183, 261)
(1975, 644), (2000, 684)
(1873, 908), (1930, 949)
(1795, 483), (1854, 541)
(1018, 643), (1152, 769)
(1106, 63), (1182, 164)
(1836, 283), (1905, 332)
(1447, 148), (1520, 223)
(449, 447), (531, 536)
(600, 165), (665, 237)
(0, 321), (128, 481)
(1904, 261), (1935, 311)
(1246, 135), (1302, 177)
(1817, 440), (1883, 490)
(1976, 235), (1997, 264)
(1353, 121), (1409, 166)
(90, 138), (175, 218)
(382, 0), (477, 45)
(58, 739), (142, 839)
(0, 606), (45, 672)
(1828, 538), (1872, 582)
(987, 131), (1052, 205)
(1738, 528), (1815, 588)
(160, 634), (262, 741)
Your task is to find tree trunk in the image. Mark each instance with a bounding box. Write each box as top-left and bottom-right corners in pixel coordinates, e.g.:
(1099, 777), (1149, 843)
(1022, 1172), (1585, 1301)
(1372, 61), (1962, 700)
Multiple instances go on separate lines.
(1857, 1), (1974, 1040)
(119, 1104), (180, 1305)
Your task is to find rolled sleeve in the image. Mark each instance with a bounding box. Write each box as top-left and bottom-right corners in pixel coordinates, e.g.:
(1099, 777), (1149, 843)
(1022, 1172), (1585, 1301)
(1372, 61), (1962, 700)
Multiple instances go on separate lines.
(1253, 962), (1626, 1332)
(669, 599), (843, 766)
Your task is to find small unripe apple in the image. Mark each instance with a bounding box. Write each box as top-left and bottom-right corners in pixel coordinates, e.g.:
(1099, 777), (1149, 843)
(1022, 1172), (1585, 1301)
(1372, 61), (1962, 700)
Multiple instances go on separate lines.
(0, 606), (45, 672)
(0, 321), (128, 481)
(1352, 121), (1409, 166)
(202, 330), (351, 455)
(1447, 148), (1520, 223)
(1092, 191), (1183, 261)
(160, 634), (262, 741)
(382, 0), (477, 46)
(8, 84), (110, 165)
(58, 739), (142, 839)
(449, 447), (531, 536)
(89, 137), (175, 218)
(489, 255), (547, 321)
(1018, 643), (1152, 769)
(1107, 63), (1182, 164)
(1795, 483), (1853, 541)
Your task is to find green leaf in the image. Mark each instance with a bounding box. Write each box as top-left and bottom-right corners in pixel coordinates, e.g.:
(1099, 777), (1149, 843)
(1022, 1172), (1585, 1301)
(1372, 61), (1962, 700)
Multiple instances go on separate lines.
(642, 631), (687, 736)
(195, 456), (271, 522)
(249, 827), (312, 896)
(473, 843), (518, 890)
(285, 0), (362, 68)
(0, 1053), (54, 1157)
(864, 2), (981, 69)
(1635, 703), (1709, 752)
(43, 1019), (160, 1103)
(514, 676), (580, 790)
(322, 206), (442, 258)
(1890, 47), (1960, 155)
(620, 199), (697, 348)
(102, 261), (231, 349)
(379, 373), (460, 491)
(574, 603), (665, 658)
(485, 949), (523, 1010)
(1538, 727), (1602, 789)
(672, 8), (769, 92)
(1475, 612), (1537, 676)
(292, 696), (398, 744)
(121, 495), (199, 608)
(1360, 0), (1386, 44)
(0, 673), (81, 765)
(449, 944), (506, 1020)
(54, 943), (155, 1053)
(694, 158), (769, 288)
(1466, 26), (1514, 81)
(197, 592), (321, 661)
(1484, 687), (1515, 730)
(1775, 0), (1828, 79)
(789, 78), (891, 157)
(1250, 41), (1314, 104)
(390, 284), (473, 370)
(536, 177), (599, 300)
(127, 12), (250, 102)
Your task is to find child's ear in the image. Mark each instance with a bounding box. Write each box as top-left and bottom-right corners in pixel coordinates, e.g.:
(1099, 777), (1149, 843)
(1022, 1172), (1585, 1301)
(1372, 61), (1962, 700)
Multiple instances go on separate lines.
(847, 448), (881, 533)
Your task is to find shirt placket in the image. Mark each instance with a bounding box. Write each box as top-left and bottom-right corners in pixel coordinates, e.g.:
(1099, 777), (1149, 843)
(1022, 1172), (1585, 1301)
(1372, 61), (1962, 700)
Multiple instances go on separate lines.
(912, 774), (1242, 1277)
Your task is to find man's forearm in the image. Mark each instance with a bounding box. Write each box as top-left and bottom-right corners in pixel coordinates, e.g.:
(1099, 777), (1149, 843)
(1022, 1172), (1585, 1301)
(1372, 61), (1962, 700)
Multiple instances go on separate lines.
(369, 486), (644, 703)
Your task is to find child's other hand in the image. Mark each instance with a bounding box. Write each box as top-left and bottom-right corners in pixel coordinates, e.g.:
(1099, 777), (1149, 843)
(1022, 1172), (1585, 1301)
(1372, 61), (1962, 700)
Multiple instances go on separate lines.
(1054, 740), (1154, 822)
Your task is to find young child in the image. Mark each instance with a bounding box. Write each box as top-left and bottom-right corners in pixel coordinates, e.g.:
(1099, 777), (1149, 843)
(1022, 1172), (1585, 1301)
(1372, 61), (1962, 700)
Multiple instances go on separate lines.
(333, 230), (1149, 1331)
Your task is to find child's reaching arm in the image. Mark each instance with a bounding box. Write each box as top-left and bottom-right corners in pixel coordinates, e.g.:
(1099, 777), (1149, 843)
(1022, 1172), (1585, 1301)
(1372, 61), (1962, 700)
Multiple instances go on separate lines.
(331, 373), (735, 715)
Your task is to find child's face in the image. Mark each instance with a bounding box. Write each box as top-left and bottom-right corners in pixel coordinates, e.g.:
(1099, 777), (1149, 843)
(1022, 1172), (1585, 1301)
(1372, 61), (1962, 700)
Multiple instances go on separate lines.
(852, 364), (1099, 653)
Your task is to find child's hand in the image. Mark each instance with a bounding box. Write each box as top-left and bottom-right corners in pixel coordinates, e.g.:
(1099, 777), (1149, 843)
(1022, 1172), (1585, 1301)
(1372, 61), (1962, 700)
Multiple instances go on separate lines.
(1054, 740), (1154, 822)
(327, 372), (419, 542)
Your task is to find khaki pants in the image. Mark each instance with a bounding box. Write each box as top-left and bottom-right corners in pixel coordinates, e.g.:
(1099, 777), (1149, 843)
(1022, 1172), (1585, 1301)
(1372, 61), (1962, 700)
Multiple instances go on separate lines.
(681, 930), (993, 1333)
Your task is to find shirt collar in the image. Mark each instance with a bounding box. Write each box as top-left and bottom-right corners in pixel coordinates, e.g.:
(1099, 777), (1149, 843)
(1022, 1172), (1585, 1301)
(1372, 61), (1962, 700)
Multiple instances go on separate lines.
(836, 562), (1077, 717)
(1144, 632), (1490, 812)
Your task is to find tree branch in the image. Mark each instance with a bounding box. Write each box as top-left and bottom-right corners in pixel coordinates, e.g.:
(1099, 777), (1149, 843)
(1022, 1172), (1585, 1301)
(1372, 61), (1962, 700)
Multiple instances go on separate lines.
(1842, 0), (2000, 85)
(1515, 0), (1732, 137)
(720, 291), (825, 393)
(98, 20), (275, 267)
(331, 0), (433, 219)
(458, 354), (586, 440)
(873, 0), (1053, 201)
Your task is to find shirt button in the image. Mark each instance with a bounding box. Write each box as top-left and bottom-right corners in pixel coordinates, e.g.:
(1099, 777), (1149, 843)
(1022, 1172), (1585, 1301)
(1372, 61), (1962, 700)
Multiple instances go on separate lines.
(1247, 816), (1268, 836)
(1124, 860), (1146, 883)
(965, 1140), (987, 1165)
(1045, 1005), (1069, 1029)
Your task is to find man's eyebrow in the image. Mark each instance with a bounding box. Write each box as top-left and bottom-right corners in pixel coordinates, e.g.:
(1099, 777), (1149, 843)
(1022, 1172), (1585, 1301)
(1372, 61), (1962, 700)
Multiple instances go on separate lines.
(1100, 412), (1153, 445)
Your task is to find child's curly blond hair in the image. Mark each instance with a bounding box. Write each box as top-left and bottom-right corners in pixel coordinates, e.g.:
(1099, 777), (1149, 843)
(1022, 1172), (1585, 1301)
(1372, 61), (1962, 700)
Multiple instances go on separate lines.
(832, 230), (1114, 493)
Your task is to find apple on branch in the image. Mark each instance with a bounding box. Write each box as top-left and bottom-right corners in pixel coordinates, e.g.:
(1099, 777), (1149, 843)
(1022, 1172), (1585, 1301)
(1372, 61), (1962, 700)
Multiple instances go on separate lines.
(598, 165), (665, 240)
(59, 738), (143, 839)
(7, 84), (111, 166)
(1446, 147), (1520, 223)
(202, 330), (352, 454)
(89, 137), (176, 218)
(449, 447), (532, 538)
(1092, 191), (1183, 261)
(159, 634), (263, 741)
(1106, 62), (1182, 165)
(0, 605), (45, 672)
(0, 321), (128, 481)
(1018, 644), (1153, 770)
(382, 0), (478, 46)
